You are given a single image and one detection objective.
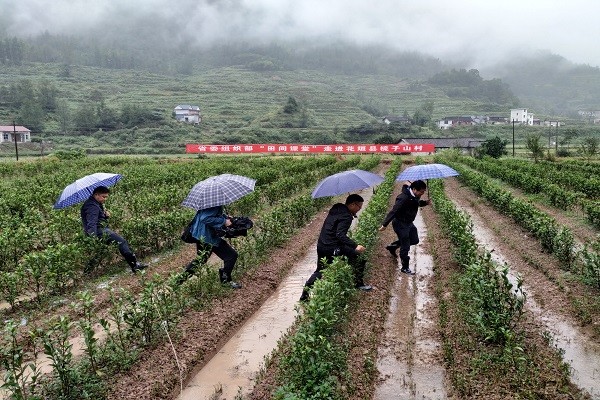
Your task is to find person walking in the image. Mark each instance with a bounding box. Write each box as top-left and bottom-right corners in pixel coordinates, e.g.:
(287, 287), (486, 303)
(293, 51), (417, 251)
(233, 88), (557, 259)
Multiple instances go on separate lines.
(81, 186), (148, 273)
(379, 180), (431, 275)
(177, 205), (242, 289)
(300, 194), (372, 301)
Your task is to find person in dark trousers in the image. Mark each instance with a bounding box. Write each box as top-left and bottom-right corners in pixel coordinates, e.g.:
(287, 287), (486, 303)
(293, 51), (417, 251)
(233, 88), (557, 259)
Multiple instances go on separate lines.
(300, 194), (372, 301)
(379, 179), (431, 275)
(177, 205), (242, 289)
(81, 186), (148, 273)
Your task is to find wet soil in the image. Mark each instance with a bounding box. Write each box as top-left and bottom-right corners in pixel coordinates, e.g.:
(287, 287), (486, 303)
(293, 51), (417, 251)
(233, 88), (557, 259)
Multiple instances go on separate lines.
(106, 207), (331, 399)
(5, 163), (600, 399)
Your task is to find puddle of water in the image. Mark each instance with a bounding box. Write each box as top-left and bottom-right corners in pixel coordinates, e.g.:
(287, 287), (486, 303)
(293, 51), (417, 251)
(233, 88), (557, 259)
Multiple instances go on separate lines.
(374, 212), (447, 400)
(453, 199), (600, 399)
(176, 247), (318, 399)
(177, 189), (376, 399)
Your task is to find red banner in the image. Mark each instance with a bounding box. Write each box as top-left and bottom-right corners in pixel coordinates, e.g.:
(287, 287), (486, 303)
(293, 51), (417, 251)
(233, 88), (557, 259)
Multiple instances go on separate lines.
(186, 143), (435, 154)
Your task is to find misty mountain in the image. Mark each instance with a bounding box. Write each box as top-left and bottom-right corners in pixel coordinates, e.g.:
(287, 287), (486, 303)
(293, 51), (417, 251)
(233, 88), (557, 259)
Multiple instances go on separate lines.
(480, 52), (600, 116)
(2, 30), (600, 116)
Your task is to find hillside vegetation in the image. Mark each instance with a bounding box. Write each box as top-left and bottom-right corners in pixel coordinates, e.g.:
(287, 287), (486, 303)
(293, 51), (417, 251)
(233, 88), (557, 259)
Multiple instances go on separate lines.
(1, 35), (599, 154)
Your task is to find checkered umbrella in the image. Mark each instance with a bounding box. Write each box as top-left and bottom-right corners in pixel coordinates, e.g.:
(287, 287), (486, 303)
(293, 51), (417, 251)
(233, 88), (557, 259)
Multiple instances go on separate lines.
(311, 169), (384, 199)
(53, 173), (123, 209)
(181, 174), (256, 210)
(396, 163), (459, 182)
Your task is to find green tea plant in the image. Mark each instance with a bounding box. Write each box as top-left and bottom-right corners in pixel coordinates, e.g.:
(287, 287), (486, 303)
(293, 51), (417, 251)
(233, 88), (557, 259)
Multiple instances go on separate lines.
(579, 238), (600, 289)
(0, 320), (43, 400)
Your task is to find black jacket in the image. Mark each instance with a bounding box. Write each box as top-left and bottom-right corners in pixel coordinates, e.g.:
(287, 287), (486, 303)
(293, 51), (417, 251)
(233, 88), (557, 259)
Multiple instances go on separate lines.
(81, 196), (108, 236)
(382, 185), (428, 227)
(317, 203), (357, 251)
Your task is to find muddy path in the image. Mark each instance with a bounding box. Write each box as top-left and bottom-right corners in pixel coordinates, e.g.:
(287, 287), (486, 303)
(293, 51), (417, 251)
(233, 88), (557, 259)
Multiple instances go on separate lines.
(249, 180), (451, 400)
(444, 177), (600, 398)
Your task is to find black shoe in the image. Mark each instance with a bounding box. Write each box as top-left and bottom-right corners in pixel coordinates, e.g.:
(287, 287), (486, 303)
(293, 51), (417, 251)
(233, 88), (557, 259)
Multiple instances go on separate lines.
(299, 290), (309, 302)
(386, 245), (397, 258)
(400, 268), (415, 275)
(131, 262), (148, 273)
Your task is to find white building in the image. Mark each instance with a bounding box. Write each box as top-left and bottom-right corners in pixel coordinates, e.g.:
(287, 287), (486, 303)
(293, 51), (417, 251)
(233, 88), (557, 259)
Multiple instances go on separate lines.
(0, 125), (31, 143)
(174, 105), (201, 124)
(510, 108), (534, 125)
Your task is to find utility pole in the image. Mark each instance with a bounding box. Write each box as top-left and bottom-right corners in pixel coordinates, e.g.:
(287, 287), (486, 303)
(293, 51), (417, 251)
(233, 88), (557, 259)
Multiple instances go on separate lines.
(512, 119), (515, 157)
(13, 121), (19, 161)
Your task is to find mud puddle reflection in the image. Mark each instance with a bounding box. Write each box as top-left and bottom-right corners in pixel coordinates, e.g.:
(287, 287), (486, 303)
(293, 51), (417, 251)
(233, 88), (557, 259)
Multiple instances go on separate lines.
(452, 199), (600, 399)
(178, 189), (375, 400)
(374, 212), (447, 399)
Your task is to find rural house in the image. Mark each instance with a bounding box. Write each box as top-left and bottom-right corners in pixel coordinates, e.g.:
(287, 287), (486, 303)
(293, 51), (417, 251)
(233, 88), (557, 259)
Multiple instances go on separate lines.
(382, 115), (411, 125)
(174, 105), (201, 124)
(436, 116), (477, 130)
(0, 125), (31, 143)
(510, 108), (534, 125)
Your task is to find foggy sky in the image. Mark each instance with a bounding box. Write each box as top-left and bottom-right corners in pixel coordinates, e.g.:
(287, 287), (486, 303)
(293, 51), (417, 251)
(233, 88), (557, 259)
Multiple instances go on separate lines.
(2, 0), (599, 68)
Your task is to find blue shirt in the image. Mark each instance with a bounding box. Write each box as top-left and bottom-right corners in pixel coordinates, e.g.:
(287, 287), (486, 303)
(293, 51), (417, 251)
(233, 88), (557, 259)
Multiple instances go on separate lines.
(191, 206), (227, 246)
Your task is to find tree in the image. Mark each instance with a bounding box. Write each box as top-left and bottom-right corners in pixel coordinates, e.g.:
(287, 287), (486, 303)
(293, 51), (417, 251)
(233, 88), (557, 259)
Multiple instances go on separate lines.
(73, 104), (98, 133)
(37, 79), (58, 112)
(526, 133), (545, 162)
(283, 96), (299, 114)
(476, 136), (507, 159)
(580, 136), (599, 161)
(56, 100), (71, 134)
(413, 100), (434, 127)
(18, 98), (45, 132)
(96, 101), (118, 130)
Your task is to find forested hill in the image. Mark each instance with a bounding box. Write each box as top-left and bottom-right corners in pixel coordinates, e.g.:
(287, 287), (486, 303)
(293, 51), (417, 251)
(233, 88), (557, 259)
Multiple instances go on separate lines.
(482, 53), (600, 116)
(2, 30), (600, 118)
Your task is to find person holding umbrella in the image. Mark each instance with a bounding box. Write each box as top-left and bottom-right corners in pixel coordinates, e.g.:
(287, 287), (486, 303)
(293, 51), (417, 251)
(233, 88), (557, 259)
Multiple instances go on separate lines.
(378, 180), (431, 275)
(176, 206), (241, 288)
(177, 173), (256, 289)
(300, 194), (372, 301)
(81, 186), (148, 273)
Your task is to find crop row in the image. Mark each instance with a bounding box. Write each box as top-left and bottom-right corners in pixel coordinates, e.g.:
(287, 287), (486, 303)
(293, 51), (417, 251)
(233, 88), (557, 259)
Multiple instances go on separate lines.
(440, 157), (600, 291)
(454, 155), (600, 229)
(0, 155), (374, 312)
(0, 155), (382, 399)
(274, 158), (398, 399)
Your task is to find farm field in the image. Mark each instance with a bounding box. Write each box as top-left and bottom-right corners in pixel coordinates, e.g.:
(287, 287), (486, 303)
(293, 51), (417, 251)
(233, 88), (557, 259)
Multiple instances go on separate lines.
(1, 153), (600, 399)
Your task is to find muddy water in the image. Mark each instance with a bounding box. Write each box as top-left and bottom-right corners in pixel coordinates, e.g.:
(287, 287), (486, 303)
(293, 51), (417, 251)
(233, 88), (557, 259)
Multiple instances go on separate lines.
(453, 199), (600, 399)
(177, 189), (375, 400)
(374, 212), (447, 399)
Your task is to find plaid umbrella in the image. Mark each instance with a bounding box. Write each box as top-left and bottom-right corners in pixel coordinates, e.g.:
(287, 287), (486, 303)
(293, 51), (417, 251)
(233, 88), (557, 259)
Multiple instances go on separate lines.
(396, 163), (459, 182)
(311, 169), (384, 199)
(53, 172), (123, 209)
(181, 174), (256, 210)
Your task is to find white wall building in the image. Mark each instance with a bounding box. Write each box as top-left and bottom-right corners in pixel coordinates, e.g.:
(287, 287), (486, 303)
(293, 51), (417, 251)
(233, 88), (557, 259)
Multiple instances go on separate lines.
(510, 108), (534, 125)
(0, 125), (31, 143)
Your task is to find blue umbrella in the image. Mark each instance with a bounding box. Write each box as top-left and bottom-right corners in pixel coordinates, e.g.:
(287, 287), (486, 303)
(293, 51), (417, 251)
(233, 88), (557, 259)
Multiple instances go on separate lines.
(182, 174), (256, 210)
(396, 163), (459, 182)
(311, 169), (384, 199)
(53, 172), (123, 209)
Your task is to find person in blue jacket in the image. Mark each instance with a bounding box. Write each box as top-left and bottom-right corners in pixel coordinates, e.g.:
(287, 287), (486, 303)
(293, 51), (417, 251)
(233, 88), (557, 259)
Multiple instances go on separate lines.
(177, 205), (241, 288)
(379, 180), (431, 275)
(81, 186), (148, 273)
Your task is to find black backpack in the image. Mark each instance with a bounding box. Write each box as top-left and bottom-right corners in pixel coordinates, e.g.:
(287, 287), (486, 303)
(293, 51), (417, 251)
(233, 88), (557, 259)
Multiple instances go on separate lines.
(215, 216), (254, 238)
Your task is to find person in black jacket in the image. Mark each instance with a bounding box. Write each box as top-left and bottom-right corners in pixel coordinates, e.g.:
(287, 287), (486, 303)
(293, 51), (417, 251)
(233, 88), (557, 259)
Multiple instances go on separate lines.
(379, 180), (431, 275)
(300, 194), (372, 301)
(81, 186), (148, 273)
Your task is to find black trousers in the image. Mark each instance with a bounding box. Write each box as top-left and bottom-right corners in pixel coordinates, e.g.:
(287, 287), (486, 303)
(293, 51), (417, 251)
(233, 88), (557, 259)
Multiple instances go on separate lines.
(390, 220), (419, 267)
(186, 239), (238, 281)
(101, 228), (137, 266)
(303, 245), (367, 293)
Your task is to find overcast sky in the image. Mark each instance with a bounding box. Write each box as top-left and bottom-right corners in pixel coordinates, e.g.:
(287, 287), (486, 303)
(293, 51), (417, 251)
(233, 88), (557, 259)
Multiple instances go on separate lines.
(2, 0), (599, 68)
